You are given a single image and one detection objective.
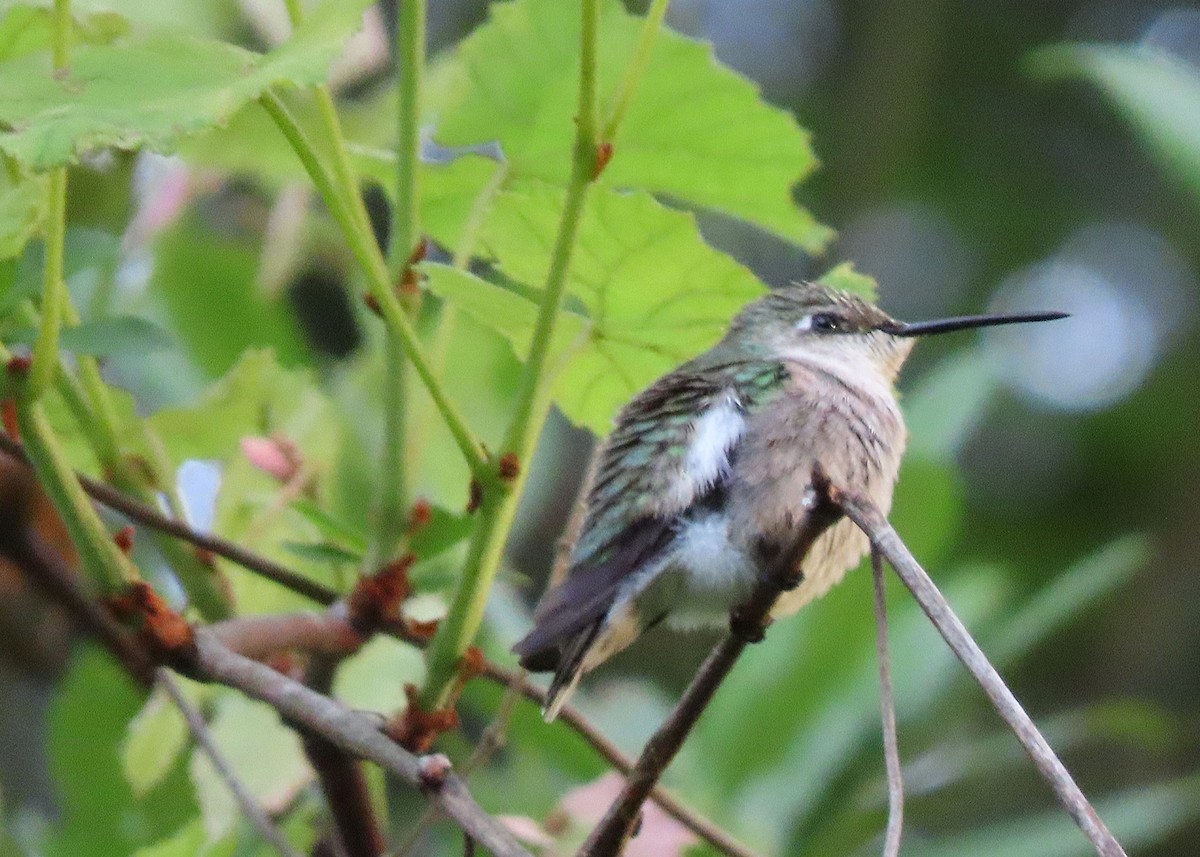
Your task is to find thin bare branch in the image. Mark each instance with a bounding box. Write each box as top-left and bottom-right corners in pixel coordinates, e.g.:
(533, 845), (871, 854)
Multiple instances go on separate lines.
(579, 471), (842, 857)
(871, 547), (903, 857)
(0, 434), (760, 857)
(480, 663), (764, 857)
(187, 629), (533, 857)
(210, 608), (762, 857)
(159, 670), (305, 857)
(0, 433), (336, 605)
(839, 490), (1126, 857)
(302, 656), (387, 857)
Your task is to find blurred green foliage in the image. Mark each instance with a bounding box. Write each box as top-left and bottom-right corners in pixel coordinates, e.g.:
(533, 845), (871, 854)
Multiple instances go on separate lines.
(0, 0), (1197, 856)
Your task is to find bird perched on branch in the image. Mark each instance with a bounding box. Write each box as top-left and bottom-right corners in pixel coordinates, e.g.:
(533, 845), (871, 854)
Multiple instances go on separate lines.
(514, 281), (1063, 720)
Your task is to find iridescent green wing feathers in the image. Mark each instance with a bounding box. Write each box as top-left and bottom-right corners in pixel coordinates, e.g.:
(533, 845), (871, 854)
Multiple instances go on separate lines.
(577, 357), (788, 560)
(513, 356), (787, 666)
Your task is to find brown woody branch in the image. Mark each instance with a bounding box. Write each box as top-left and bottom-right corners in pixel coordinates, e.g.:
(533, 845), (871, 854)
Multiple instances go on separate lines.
(0, 433), (335, 605)
(837, 490), (1126, 857)
(302, 655), (387, 857)
(0, 430), (755, 857)
(186, 628), (532, 857)
(578, 470), (842, 857)
(580, 480), (1127, 857)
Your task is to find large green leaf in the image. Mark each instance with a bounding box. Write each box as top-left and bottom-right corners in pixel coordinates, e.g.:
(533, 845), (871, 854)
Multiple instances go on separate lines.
(1030, 44), (1200, 207)
(431, 0), (831, 251)
(433, 184), (765, 433)
(0, 0), (373, 169)
(46, 647), (194, 856)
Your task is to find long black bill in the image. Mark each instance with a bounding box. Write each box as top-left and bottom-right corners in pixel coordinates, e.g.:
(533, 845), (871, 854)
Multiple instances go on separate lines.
(882, 310), (1068, 338)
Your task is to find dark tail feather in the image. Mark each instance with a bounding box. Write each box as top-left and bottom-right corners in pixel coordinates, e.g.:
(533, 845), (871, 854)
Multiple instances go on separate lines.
(541, 619), (604, 722)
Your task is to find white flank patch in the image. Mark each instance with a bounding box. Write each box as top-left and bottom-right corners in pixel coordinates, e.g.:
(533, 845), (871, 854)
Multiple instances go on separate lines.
(674, 515), (750, 590)
(685, 393), (744, 492)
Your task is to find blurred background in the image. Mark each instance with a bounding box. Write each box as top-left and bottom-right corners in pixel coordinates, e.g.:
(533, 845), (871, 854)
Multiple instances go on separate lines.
(2, 0), (1199, 855)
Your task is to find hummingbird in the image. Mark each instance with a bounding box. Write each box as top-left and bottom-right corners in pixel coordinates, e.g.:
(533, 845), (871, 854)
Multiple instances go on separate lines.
(513, 281), (1065, 721)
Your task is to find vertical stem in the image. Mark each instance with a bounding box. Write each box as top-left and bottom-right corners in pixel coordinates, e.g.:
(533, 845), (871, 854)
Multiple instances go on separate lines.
(367, 0), (426, 569)
(30, 0), (72, 399)
(30, 170), (67, 400)
(421, 0), (602, 709)
(601, 0), (671, 143)
(871, 548), (904, 857)
(260, 91), (490, 481)
(17, 401), (135, 592)
(389, 0), (425, 279)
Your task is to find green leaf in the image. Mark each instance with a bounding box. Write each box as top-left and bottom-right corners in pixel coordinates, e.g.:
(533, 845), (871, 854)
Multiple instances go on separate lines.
(903, 349), (1002, 462)
(815, 261), (878, 301)
(0, 0), (374, 169)
(0, 173), (43, 260)
(148, 218), (308, 381)
(6, 315), (173, 356)
(431, 0), (831, 251)
(189, 692), (311, 842)
(280, 539), (361, 566)
(983, 536), (1148, 667)
(410, 505), (474, 561)
(422, 263), (589, 360)
(0, 4), (128, 62)
(131, 820), (234, 857)
(455, 184), (764, 434)
(913, 773), (1200, 857)
(47, 647), (194, 856)
(1029, 44), (1200, 207)
(289, 497), (368, 552)
(333, 636), (425, 715)
(121, 684), (192, 798)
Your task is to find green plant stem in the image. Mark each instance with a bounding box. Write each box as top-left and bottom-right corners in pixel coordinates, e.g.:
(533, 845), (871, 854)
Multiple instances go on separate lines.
(259, 91), (491, 485)
(17, 400), (134, 592)
(367, 0), (426, 568)
(17, 300), (231, 617)
(54, 369), (231, 617)
(421, 0), (603, 709)
(406, 160), (509, 476)
(601, 0), (671, 142)
(29, 0), (72, 399)
(389, 0), (425, 278)
(29, 168), (67, 400)
(367, 331), (408, 571)
(51, 0), (70, 67)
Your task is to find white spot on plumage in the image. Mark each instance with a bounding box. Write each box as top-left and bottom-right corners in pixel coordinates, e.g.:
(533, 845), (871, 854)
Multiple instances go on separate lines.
(681, 391), (744, 494)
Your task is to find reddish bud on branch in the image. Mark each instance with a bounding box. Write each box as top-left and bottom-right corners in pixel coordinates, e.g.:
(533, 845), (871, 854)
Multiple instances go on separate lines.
(387, 684), (460, 753)
(498, 452), (520, 482)
(593, 142), (614, 179)
(113, 526), (135, 554)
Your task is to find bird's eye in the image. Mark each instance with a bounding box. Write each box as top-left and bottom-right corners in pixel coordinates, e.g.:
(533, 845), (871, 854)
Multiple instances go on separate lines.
(809, 312), (843, 333)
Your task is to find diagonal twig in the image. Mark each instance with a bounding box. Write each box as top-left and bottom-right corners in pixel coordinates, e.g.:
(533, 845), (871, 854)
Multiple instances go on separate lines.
(838, 490), (1126, 857)
(0, 433), (335, 605)
(188, 628), (533, 857)
(206, 610), (764, 857)
(0, 430), (758, 857)
(159, 670), (305, 857)
(871, 546), (903, 857)
(578, 470), (842, 857)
